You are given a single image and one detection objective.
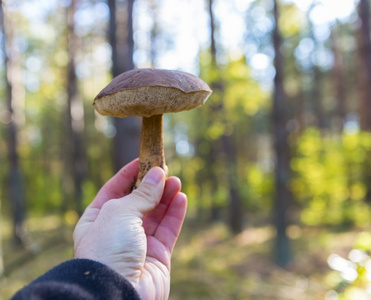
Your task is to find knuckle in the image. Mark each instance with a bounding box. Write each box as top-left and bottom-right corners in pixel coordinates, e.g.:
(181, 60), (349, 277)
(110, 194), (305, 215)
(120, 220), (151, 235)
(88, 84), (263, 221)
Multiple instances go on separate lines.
(132, 183), (155, 204)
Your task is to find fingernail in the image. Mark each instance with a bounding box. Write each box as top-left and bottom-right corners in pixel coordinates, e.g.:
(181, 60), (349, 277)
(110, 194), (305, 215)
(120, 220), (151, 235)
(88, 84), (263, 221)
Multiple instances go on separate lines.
(143, 167), (164, 185)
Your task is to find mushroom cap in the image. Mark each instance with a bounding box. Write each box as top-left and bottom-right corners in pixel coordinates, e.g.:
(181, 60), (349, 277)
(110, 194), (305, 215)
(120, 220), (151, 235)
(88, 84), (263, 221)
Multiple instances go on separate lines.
(93, 68), (212, 118)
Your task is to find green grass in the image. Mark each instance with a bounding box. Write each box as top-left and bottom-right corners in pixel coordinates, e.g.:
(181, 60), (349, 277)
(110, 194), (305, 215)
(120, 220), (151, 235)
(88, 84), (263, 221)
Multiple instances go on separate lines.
(0, 215), (365, 300)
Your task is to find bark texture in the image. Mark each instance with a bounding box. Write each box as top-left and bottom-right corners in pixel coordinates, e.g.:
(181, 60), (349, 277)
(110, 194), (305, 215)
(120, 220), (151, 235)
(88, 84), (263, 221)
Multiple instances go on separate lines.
(208, 0), (242, 232)
(272, 0), (292, 267)
(1, 0), (27, 245)
(108, 0), (141, 172)
(357, 0), (371, 204)
(62, 0), (87, 216)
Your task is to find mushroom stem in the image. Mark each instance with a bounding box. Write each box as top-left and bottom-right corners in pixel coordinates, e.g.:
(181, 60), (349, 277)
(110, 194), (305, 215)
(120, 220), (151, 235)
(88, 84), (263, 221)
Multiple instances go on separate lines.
(135, 114), (165, 187)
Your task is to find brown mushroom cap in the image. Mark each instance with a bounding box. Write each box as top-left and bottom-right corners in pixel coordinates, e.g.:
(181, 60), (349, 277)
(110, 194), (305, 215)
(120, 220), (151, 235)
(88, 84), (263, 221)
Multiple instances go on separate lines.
(93, 68), (212, 118)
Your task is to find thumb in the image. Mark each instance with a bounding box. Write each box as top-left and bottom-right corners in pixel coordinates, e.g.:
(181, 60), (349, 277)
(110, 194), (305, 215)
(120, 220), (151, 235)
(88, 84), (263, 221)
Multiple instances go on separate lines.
(121, 167), (166, 218)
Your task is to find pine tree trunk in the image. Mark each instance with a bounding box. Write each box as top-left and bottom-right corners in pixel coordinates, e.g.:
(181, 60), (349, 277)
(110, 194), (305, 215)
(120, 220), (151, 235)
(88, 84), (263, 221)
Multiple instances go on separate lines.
(358, 0), (371, 131)
(307, 4), (326, 130)
(62, 0), (86, 215)
(272, 0), (292, 267)
(1, 0), (27, 246)
(357, 0), (371, 204)
(208, 0), (242, 232)
(148, 0), (159, 67)
(331, 24), (347, 133)
(0, 192), (3, 275)
(109, 0), (140, 172)
(296, 75), (306, 133)
(0, 1), (5, 269)
(207, 0), (222, 222)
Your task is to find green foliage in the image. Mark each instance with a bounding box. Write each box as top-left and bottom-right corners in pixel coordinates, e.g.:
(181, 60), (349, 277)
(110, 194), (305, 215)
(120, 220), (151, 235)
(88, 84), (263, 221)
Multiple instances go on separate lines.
(279, 3), (305, 37)
(243, 163), (273, 212)
(166, 52), (272, 220)
(291, 128), (371, 226)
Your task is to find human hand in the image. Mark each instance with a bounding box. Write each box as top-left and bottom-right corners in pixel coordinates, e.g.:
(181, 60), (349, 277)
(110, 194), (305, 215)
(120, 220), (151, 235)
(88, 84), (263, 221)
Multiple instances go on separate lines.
(73, 159), (187, 300)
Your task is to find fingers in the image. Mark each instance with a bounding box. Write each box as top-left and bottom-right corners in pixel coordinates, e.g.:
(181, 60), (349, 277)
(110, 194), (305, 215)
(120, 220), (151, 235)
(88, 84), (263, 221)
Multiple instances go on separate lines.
(75, 166), (166, 239)
(91, 158), (139, 209)
(153, 192), (187, 254)
(143, 176), (181, 235)
(121, 167), (166, 218)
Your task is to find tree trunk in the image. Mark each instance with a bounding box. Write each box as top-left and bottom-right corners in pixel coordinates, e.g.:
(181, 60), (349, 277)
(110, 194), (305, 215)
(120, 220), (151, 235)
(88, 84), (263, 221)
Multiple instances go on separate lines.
(0, 2), (4, 272)
(272, 0), (292, 267)
(0, 192), (2, 275)
(62, 0), (86, 215)
(208, 0), (217, 66)
(331, 24), (347, 133)
(148, 0), (159, 67)
(307, 4), (326, 131)
(108, 0), (140, 172)
(296, 75), (306, 134)
(358, 0), (371, 131)
(206, 0), (221, 222)
(221, 135), (242, 233)
(208, 0), (242, 232)
(1, 0), (27, 246)
(357, 0), (371, 204)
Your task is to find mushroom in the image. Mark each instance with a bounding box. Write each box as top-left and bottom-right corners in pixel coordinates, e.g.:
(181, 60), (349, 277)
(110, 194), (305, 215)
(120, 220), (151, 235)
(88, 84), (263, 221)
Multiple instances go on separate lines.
(93, 68), (212, 187)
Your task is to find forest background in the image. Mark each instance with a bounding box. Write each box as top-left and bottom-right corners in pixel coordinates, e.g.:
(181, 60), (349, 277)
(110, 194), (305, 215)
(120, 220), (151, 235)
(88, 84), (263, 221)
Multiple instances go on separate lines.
(1, 0), (371, 299)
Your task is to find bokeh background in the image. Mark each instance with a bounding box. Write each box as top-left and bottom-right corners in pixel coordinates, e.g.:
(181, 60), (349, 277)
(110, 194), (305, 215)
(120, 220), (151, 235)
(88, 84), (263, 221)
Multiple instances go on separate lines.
(1, 0), (371, 299)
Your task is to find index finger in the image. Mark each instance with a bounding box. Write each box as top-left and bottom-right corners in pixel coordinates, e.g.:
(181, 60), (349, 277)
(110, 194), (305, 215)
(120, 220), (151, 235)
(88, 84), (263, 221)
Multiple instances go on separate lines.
(90, 158), (139, 209)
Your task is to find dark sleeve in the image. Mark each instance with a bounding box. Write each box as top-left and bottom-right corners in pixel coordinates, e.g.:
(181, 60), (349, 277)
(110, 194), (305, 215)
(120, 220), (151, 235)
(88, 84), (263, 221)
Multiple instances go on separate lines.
(11, 259), (141, 300)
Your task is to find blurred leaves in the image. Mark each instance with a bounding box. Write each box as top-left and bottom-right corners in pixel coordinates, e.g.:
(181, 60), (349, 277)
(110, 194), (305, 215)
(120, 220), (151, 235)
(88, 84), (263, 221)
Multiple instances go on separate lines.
(291, 129), (371, 226)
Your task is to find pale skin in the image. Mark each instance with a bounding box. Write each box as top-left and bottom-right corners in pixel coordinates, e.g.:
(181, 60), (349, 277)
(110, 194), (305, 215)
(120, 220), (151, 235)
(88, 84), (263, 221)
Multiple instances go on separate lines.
(73, 159), (187, 300)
